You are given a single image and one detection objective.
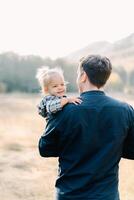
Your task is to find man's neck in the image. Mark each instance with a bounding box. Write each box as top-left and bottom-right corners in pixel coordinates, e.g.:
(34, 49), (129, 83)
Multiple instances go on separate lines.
(80, 85), (104, 93)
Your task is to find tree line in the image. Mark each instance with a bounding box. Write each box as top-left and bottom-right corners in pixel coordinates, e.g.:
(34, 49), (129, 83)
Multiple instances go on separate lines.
(0, 52), (134, 94)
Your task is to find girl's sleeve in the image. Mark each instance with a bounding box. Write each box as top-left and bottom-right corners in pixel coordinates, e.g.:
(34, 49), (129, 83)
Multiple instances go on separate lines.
(46, 96), (62, 114)
(38, 98), (47, 118)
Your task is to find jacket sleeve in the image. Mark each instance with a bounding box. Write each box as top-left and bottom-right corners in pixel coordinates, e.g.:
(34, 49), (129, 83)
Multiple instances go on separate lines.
(38, 109), (68, 157)
(38, 105), (78, 158)
(122, 105), (134, 160)
(38, 117), (60, 157)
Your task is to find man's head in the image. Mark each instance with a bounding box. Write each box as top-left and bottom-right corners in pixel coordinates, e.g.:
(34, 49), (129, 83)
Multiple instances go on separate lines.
(77, 55), (112, 93)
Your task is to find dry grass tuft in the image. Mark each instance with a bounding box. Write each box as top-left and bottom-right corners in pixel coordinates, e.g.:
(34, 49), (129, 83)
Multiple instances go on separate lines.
(5, 143), (23, 151)
(0, 93), (134, 200)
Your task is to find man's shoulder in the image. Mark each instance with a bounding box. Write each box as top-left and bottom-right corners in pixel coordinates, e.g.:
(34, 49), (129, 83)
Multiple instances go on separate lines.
(106, 94), (132, 108)
(46, 104), (80, 130)
(51, 103), (80, 121)
(60, 103), (80, 118)
(63, 103), (78, 111)
(105, 95), (134, 120)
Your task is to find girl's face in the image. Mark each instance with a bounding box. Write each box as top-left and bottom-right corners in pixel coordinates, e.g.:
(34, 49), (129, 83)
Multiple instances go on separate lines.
(46, 74), (66, 97)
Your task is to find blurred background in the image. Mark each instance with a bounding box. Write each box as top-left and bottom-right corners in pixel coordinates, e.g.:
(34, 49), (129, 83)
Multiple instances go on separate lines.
(0, 0), (134, 199)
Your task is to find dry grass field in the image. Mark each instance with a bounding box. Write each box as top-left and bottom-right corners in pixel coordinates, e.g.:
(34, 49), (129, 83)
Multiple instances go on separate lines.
(0, 93), (134, 200)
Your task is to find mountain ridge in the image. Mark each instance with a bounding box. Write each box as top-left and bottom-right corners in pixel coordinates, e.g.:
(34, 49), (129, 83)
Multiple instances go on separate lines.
(65, 33), (134, 71)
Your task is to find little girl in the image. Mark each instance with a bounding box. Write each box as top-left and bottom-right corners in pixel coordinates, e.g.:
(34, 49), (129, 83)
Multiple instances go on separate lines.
(36, 66), (81, 119)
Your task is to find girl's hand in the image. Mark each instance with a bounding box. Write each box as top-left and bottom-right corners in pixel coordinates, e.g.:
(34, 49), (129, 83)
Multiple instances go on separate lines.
(67, 97), (82, 105)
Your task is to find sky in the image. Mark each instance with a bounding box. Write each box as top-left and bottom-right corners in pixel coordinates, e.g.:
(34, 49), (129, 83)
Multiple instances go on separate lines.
(0, 0), (134, 59)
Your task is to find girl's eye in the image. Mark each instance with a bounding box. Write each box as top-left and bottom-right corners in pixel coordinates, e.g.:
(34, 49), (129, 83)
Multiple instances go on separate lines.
(53, 85), (57, 88)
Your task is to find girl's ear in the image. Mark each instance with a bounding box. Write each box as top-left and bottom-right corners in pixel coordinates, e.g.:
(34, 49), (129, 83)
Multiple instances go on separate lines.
(43, 86), (48, 93)
(80, 71), (87, 83)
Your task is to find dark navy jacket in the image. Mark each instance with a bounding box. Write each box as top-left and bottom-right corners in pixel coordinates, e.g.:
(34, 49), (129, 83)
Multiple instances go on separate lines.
(38, 91), (134, 200)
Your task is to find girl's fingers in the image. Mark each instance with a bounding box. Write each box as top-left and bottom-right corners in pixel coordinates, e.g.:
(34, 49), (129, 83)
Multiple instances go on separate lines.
(69, 97), (82, 104)
(75, 99), (82, 103)
(72, 100), (81, 105)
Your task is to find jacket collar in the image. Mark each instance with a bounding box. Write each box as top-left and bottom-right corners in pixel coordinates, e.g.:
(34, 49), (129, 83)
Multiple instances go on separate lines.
(80, 90), (105, 97)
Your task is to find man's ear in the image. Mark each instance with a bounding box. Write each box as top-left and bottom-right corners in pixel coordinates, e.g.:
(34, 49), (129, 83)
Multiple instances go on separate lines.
(80, 71), (87, 83)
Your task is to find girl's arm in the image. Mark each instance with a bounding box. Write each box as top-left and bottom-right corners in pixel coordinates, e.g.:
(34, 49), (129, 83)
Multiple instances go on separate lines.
(47, 96), (82, 114)
(38, 96), (82, 117)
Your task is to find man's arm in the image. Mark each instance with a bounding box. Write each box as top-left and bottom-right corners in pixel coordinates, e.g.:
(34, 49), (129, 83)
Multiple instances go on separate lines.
(122, 105), (134, 160)
(38, 105), (78, 158)
(38, 105), (74, 157)
(38, 115), (62, 157)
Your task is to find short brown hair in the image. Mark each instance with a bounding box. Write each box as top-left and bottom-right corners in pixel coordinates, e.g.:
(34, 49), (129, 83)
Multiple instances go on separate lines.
(79, 55), (112, 88)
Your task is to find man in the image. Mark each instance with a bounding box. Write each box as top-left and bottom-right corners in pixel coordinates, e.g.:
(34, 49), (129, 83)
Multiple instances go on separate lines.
(38, 55), (134, 200)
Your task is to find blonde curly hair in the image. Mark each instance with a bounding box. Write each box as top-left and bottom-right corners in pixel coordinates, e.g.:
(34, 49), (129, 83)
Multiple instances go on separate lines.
(36, 66), (65, 94)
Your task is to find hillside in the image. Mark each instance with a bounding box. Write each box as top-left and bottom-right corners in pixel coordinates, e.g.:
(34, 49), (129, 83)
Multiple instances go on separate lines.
(65, 33), (134, 71)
